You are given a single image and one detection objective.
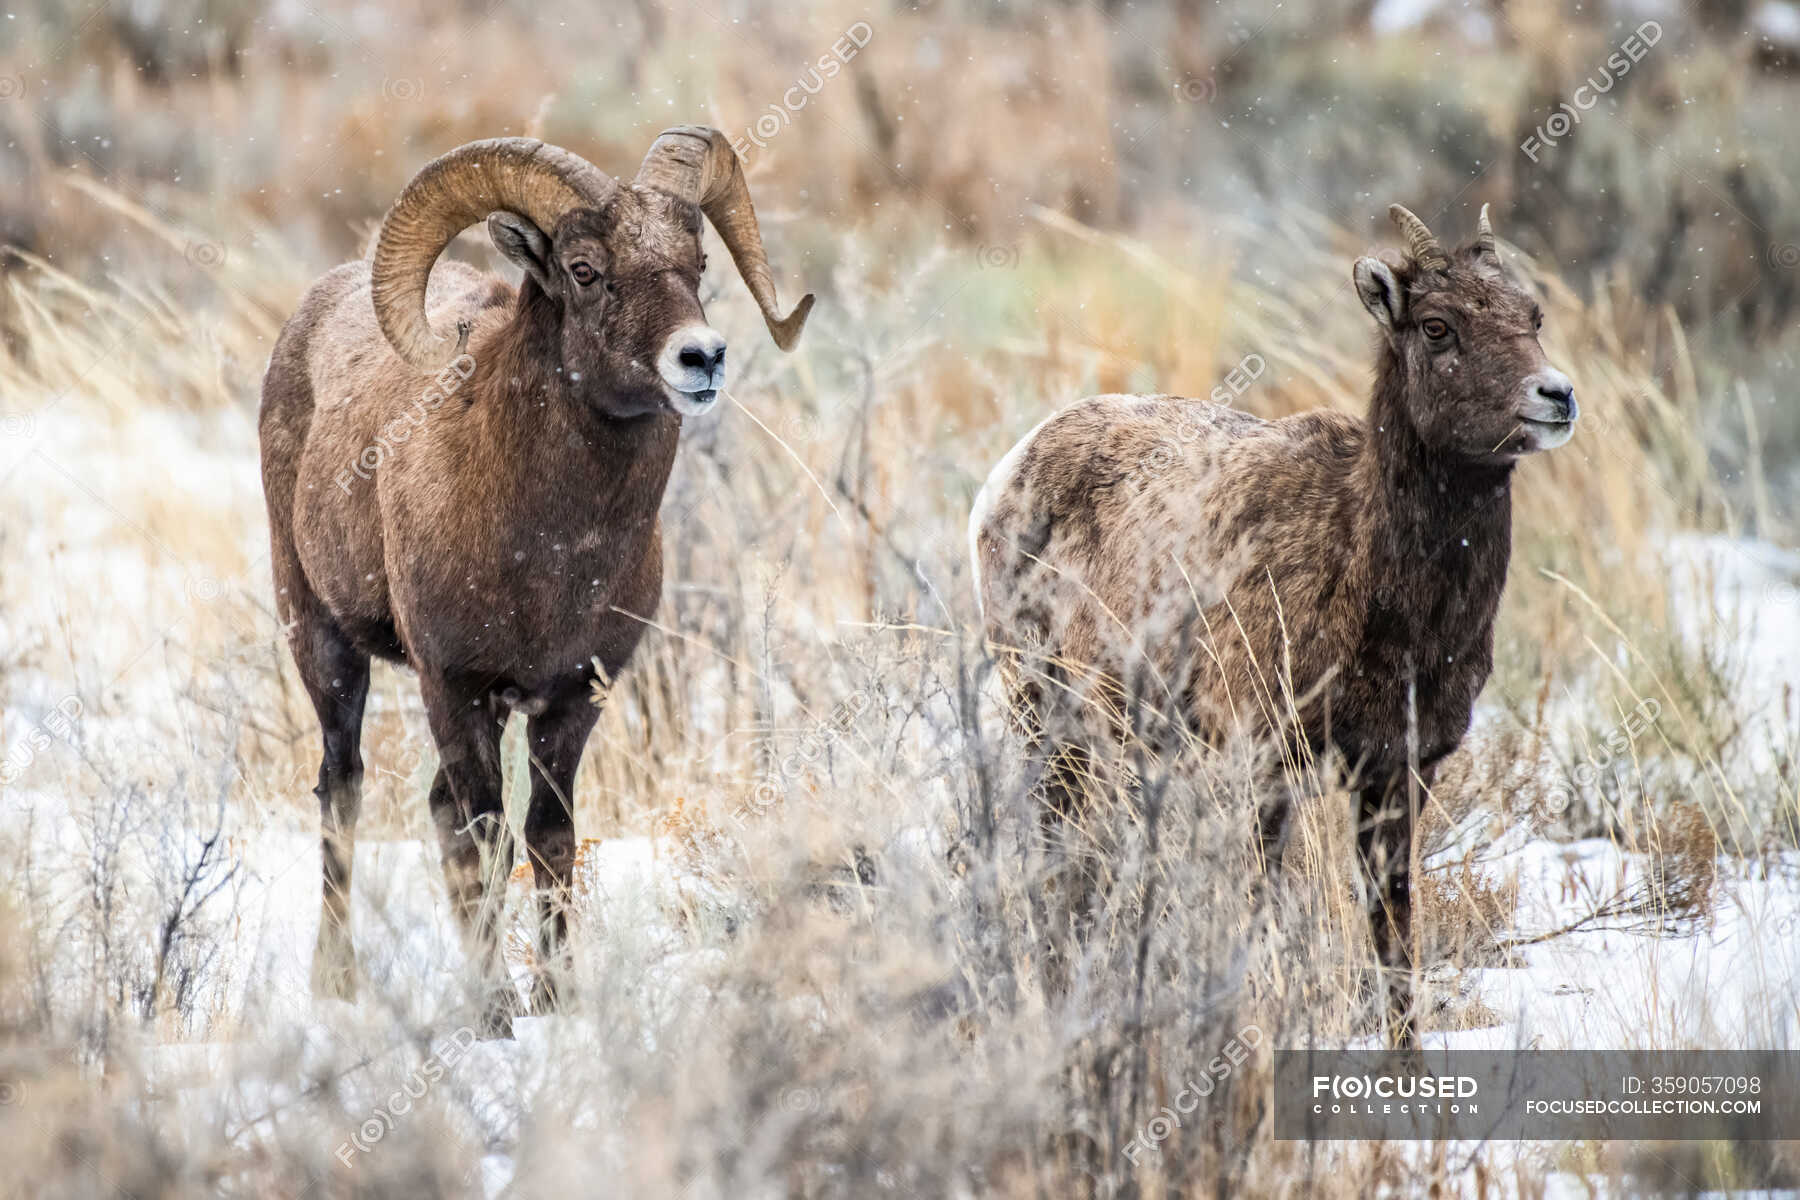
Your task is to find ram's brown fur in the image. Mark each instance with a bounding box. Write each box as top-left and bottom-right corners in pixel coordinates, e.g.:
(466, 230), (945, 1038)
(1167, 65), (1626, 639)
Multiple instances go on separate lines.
(261, 132), (809, 1035)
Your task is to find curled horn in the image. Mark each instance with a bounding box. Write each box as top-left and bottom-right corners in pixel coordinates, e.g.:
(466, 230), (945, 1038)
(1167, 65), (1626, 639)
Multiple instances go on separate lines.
(635, 126), (814, 351)
(1387, 203), (1449, 271)
(1476, 203), (1498, 259)
(372, 139), (619, 371)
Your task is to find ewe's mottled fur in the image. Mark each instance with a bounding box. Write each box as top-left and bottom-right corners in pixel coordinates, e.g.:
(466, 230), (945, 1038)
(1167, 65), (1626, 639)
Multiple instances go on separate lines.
(972, 208), (1573, 1041)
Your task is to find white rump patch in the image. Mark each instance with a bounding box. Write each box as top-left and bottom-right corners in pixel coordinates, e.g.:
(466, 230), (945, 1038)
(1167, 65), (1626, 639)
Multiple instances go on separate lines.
(968, 410), (1058, 618)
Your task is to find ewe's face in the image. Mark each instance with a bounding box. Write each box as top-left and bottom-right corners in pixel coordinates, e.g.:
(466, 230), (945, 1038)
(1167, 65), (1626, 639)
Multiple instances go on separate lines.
(520, 192), (727, 421)
(1354, 245), (1576, 461)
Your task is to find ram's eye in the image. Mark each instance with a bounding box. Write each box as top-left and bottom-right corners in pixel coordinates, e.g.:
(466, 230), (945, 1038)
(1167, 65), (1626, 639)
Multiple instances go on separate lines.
(1420, 318), (1450, 340)
(570, 262), (598, 287)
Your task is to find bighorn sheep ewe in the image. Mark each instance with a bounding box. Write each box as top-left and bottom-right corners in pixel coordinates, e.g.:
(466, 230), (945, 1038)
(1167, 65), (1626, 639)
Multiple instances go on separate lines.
(260, 129), (811, 1034)
(970, 205), (1574, 1041)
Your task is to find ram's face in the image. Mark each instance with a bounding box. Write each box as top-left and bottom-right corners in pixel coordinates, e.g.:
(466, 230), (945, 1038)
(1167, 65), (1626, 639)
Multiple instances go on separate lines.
(383, 134), (809, 420)
(532, 194), (720, 421)
(483, 190), (723, 422)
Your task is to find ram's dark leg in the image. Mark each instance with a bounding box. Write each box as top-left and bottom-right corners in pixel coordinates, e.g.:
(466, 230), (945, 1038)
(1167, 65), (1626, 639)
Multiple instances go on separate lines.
(520, 696), (601, 1013)
(292, 608), (370, 1002)
(420, 673), (515, 1038)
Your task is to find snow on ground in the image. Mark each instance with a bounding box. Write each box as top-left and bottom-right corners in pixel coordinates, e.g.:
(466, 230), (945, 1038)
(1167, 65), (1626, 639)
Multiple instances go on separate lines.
(0, 772), (729, 1190)
(1663, 533), (1800, 774)
(1, 403), (265, 678)
(1440, 840), (1800, 1051)
(12, 753), (1791, 1058)
(1, 773), (717, 1027)
(2, 798), (1791, 1198)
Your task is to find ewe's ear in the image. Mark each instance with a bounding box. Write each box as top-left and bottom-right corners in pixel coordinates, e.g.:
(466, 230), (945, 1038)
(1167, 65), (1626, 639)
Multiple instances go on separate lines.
(1353, 256), (1405, 335)
(488, 212), (554, 292)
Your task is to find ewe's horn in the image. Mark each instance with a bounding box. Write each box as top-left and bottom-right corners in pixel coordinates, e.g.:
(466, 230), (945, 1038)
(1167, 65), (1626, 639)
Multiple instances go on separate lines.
(1388, 203), (1449, 271)
(372, 139), (619, 371)
(635, 126), (814, 351)
(1475, 203), (1498, 259)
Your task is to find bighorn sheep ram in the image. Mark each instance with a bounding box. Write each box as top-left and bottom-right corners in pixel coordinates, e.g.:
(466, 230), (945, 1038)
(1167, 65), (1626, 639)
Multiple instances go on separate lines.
(260, 129), (812, 1034)
(969, 205), (1574, 1042)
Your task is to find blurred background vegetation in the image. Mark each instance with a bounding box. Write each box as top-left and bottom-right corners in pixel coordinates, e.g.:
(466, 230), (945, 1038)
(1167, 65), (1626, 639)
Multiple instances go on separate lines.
(2, 0), (1798, 497)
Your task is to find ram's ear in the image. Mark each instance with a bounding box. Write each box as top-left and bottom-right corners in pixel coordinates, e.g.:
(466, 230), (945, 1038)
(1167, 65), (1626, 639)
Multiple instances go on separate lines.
(488, 212), (554, 292)
(1353, 256), (1405, 337)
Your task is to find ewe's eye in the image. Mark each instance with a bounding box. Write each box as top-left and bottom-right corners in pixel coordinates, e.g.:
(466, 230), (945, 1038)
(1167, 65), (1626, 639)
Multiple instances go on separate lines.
(570, 262), (598, 287)
(1420, 318), (1450, 340)
(1532, 308), (1544, 332)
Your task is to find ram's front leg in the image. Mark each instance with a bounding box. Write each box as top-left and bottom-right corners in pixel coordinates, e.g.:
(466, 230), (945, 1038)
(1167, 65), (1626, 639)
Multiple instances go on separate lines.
(1357, 778), (1416, 1047)
(421, 675), (517, 1038)
(522, 697), (601, 1013)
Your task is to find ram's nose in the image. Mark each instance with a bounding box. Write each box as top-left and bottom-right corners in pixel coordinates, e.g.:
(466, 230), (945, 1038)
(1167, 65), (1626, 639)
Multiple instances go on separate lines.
(658, 324), (729, 416)
(661, 325), (727, 392)
(676, 331), (726, 377)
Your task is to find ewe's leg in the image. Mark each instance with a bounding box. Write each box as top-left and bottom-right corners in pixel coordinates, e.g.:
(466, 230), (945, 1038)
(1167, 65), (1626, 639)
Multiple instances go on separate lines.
(521, 698), (601, 1013)
(1357, 780), (1416, 1047)
(420, 675), (514, 1037)
(1028, 737), (1107, 1000)
(294, 616), (370, 1001)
